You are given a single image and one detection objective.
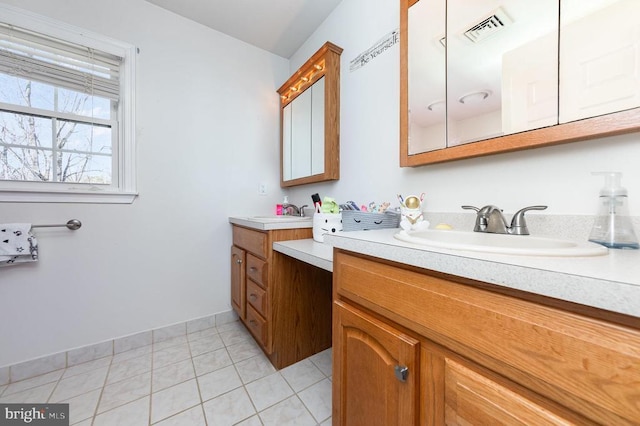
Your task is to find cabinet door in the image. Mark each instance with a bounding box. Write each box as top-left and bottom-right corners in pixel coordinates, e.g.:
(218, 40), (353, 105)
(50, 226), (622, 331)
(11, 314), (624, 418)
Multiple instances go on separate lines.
(443, 358), (580, 425)
(333, 301), (419, 426)
(230, 245), (246, 319)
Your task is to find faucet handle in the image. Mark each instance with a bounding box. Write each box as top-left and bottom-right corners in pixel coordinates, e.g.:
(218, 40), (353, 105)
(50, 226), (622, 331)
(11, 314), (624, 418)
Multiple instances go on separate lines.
(462, 205), (489, 232)
(510, 205), (547, 235)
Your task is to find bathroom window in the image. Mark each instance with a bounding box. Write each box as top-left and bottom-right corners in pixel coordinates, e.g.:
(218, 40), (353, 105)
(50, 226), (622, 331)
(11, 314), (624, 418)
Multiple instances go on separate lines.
(0, 5), (136, 203)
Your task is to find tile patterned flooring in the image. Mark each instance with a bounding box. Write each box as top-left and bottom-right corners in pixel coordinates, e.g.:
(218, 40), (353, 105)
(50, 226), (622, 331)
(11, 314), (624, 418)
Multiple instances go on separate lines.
(0, 321), (333, 425)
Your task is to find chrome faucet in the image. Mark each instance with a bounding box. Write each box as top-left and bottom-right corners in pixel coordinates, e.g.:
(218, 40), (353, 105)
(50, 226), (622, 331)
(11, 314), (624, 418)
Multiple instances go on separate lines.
(282, 203), (309, 217)
(462, 205), (547, 235)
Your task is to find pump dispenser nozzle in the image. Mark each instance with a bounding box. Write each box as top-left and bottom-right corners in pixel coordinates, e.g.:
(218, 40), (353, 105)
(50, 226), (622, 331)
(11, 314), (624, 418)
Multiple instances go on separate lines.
(588, 171), (639, 249)
(594, 171), (627, 197)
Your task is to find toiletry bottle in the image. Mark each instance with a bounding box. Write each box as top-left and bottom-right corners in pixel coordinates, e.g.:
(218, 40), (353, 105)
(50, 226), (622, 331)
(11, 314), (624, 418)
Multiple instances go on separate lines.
(588, 172), (639, 249)
(282, 196), (289, 215)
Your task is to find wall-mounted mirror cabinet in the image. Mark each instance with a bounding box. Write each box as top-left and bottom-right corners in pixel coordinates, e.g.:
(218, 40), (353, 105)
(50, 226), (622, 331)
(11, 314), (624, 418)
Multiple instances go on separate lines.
(401, 0), (640, 166)
(278, 42), (343, 187)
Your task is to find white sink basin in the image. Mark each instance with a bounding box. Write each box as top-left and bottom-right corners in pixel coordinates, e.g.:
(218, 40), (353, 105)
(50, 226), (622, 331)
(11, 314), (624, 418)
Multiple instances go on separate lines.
(246, 216), (311, 222)
(394, 229), (608, 257)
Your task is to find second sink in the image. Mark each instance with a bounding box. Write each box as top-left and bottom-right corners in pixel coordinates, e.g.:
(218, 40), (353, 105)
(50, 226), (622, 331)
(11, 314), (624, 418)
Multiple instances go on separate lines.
(248, 216), (311, 222)
(394, 229), (608, 257)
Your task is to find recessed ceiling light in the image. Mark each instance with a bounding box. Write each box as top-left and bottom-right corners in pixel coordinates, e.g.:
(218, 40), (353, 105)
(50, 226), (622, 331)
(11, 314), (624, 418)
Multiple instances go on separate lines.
(458, 90), (491, 104)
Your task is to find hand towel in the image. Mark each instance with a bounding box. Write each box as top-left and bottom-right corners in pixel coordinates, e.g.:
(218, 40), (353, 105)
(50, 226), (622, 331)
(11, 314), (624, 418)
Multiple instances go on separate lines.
(0, 224), (38, 267)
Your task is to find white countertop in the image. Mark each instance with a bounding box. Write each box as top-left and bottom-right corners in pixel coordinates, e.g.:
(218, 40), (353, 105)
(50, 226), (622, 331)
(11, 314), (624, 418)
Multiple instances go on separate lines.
(273, 239), (333, 272)
(229, 216), (312, 231)
(323, 229), (640, 318)
(230, 215), (640, 317)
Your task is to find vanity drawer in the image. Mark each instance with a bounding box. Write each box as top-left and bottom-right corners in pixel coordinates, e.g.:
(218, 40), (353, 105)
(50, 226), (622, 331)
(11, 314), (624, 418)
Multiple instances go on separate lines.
(247, 279), (267, 317)
(233, 226), (268, 258)
(246, 305), (268, 350)
(246, 254), (268, 288)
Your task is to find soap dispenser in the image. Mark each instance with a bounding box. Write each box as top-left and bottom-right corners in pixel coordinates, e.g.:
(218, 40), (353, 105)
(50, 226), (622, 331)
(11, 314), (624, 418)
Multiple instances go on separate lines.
(588, 172), (639, 249)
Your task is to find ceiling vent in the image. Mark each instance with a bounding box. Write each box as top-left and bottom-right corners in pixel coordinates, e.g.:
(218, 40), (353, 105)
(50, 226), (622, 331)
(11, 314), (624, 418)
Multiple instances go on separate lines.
(463, 7), (512, 43)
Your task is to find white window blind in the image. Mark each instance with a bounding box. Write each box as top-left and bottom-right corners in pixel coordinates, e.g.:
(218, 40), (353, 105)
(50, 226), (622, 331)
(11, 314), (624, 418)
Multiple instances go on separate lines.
(0, 22), (122, 102)
(0, 4), (137, 204)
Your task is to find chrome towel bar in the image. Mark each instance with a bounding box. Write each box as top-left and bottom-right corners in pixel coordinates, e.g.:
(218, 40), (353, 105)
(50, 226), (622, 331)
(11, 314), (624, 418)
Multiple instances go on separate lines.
(32, 219), (82, 230)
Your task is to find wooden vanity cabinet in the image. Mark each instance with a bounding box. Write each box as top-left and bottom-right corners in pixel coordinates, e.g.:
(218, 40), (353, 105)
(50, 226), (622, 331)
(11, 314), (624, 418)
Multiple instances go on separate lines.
(332, 249), (640, 425)
(231, 224), (332, 369)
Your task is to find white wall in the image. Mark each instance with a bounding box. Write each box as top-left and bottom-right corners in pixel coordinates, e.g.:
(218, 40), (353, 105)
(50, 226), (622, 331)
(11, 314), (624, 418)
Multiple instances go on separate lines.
(286, 0), (640, 218)
(0, 0), (289, 367)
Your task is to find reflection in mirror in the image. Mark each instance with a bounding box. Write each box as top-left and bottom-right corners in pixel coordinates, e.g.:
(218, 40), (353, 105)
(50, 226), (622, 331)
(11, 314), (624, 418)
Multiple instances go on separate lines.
(446, 0), (558, 146)
(560, 0), (640, 124)
(407, 0), (446, 154)
(282, 77), (325, 180)
(278, 42), (342, 187)
(401, 0), (640, 167)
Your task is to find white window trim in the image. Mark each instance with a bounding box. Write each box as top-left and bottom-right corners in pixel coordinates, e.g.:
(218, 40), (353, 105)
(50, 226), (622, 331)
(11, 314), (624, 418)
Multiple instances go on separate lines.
(0, 3), (137, 204)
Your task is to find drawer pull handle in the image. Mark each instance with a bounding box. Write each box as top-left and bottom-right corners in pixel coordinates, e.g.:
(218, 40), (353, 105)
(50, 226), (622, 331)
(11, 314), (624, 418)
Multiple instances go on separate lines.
(236, 259), (242, 264)
(249, 266), (258, 272)
(394, 365), (409, 382)
(249, 319), (258, 327)
(249, 294), (257, 301)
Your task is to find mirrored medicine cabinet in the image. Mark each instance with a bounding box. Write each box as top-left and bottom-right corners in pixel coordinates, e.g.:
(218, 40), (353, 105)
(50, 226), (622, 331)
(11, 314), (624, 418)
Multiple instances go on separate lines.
(278, 42), (343, 187)
(400, 0), (640, 166)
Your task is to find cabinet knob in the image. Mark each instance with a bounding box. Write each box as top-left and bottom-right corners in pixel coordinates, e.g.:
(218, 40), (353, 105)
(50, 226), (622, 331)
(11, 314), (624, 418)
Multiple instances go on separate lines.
(249, 266), (258, 272)
(394, 365), (409, 382)
(249, 294), (257, 301)
(249, 319), (258, 327)
(236, 259), (242, 264)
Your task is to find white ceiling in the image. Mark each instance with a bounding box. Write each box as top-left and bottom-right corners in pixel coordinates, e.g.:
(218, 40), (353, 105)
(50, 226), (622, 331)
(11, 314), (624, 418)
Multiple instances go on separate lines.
(144, 0), (344, 58)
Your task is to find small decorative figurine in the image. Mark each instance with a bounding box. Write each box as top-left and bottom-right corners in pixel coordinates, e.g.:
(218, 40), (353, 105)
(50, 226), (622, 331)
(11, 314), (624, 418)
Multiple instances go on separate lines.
(398, 193), (430, 232)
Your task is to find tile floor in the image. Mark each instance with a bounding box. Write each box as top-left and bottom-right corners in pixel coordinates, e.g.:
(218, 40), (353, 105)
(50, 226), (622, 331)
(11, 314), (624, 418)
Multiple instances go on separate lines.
(0, 321), (333, 425)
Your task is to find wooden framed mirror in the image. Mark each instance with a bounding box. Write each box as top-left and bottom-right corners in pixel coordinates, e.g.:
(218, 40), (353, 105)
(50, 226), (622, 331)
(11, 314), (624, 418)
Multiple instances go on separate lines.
(400, 0), (640, 167)
(278, 42), (342, 187)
